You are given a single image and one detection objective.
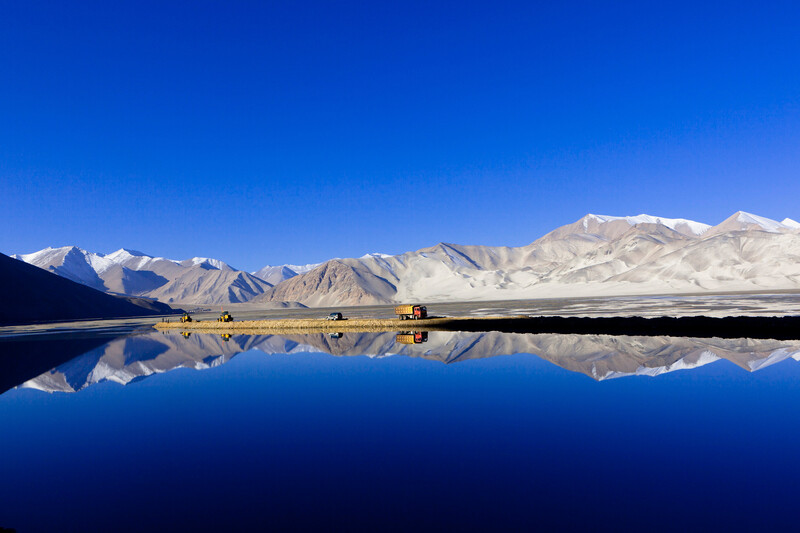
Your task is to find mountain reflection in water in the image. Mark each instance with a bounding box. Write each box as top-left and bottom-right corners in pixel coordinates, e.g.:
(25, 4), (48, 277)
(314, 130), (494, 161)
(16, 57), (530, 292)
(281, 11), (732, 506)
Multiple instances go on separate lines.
(4, 328), (800, 532)
(13, 330), (800, 394)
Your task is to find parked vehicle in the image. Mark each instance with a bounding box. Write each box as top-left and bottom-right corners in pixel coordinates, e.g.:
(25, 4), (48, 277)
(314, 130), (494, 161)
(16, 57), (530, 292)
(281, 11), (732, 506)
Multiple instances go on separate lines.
(180, 313), (193, 323)
(218, 311), (233, 322)
(394, 304), (427, 320)
(327, 312), (343, 321)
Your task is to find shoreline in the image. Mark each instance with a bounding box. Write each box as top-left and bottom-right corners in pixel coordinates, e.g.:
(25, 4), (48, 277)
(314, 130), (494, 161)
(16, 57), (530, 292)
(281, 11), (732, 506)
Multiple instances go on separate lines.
(154, 315), (800, 340)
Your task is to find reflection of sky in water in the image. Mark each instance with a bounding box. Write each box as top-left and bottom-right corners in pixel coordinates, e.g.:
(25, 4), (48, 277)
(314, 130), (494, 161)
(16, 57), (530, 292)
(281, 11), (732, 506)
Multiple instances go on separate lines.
(2, 341), (800, 531)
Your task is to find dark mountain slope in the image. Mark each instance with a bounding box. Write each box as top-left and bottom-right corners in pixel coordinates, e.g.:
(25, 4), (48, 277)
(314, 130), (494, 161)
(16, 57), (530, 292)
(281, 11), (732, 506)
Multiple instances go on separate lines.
(0, 252), (177, 325)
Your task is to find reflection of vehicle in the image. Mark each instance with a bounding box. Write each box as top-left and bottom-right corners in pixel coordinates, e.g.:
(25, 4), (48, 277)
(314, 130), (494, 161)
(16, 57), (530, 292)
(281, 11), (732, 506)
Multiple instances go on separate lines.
(180, 313), (193, 323)
(396, 331), (428, 344)
(329, 332), (343, 339)
(221, 334), (231, 342)
(395, 305), (427, 320)
(181, 331), (192, 338)
(218, 311), (233, 322)
(327, 312), (343, 321)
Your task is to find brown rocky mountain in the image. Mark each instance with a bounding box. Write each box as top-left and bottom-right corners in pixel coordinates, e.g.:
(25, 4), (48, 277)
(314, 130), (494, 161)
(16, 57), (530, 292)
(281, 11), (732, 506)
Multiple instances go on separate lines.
(253, 259), (397, 306)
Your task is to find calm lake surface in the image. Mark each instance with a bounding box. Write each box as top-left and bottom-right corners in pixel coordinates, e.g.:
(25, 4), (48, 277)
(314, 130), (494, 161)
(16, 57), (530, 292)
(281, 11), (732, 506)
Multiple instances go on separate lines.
(2, 329), (800, 532)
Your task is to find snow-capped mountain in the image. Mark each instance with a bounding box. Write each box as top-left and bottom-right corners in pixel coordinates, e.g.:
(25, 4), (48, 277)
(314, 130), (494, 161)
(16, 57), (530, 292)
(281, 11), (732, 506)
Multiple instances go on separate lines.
(253, 210), (800, 306)
(12, 246), (112, 291)
(251, 262), (321, 285)
(705, 211), (800, 236)
(12, 247), (270, 305)
(781, 218), (800, 229)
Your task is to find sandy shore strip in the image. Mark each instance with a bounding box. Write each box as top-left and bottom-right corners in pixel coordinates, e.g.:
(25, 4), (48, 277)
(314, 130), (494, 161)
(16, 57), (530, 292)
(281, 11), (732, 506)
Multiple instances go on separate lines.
(154, 317), (485, 334)
(154, 315), (800, 340)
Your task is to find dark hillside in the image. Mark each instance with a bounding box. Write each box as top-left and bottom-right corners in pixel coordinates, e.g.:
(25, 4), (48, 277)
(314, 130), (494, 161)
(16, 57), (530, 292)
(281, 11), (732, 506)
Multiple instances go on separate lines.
(0, 252), (177, 325)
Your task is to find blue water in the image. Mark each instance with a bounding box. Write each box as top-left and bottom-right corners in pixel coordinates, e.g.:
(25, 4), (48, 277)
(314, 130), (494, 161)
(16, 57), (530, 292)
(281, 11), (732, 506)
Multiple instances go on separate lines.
(2, 335), (800, 532)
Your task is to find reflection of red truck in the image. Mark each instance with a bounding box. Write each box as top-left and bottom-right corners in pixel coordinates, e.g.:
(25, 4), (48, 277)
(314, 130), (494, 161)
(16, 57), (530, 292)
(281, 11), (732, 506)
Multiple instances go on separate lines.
(394, 304), (427, 320)
(396, 332), (428, 344)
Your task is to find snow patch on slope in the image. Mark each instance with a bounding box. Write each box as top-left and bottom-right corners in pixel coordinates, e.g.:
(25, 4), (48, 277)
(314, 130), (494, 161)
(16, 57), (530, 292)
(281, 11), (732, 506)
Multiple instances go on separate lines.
(601, 350), (721, 379)
(584, 214), (711, 236)
(747, 348), (800, 371)
(734, 212), (788, 232)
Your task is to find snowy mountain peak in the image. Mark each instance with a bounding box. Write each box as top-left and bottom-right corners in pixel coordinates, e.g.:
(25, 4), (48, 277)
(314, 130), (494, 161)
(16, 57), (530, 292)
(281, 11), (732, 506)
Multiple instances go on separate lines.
(106, 248), (151, 261)
(252, 261), (323, 285)
(289, 262), (324, 273)
(186, 257), (231, 270)
(781, 218), (800, 229)
(733, 211), (785, 231)
(14, 245), (87, 264)
(360, 252), (393, 259)
(254, 262), (321, 273)
(12, 245), (110, 290)
(709, 211), (793, 234)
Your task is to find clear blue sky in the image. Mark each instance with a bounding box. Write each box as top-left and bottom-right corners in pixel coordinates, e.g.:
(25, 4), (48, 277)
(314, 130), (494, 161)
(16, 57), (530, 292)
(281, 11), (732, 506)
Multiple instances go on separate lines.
(1, 1), (798, 271)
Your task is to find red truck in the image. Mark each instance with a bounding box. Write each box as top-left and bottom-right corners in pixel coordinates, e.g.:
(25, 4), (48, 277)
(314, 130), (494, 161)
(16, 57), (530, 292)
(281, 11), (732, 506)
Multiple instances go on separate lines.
(394, 304), (427, 320)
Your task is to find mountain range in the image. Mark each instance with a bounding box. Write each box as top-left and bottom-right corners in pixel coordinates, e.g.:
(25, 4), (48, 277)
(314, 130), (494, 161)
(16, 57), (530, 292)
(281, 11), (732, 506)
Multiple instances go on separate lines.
(11, 247), (275, 305)
(11, 211), (800, 307)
